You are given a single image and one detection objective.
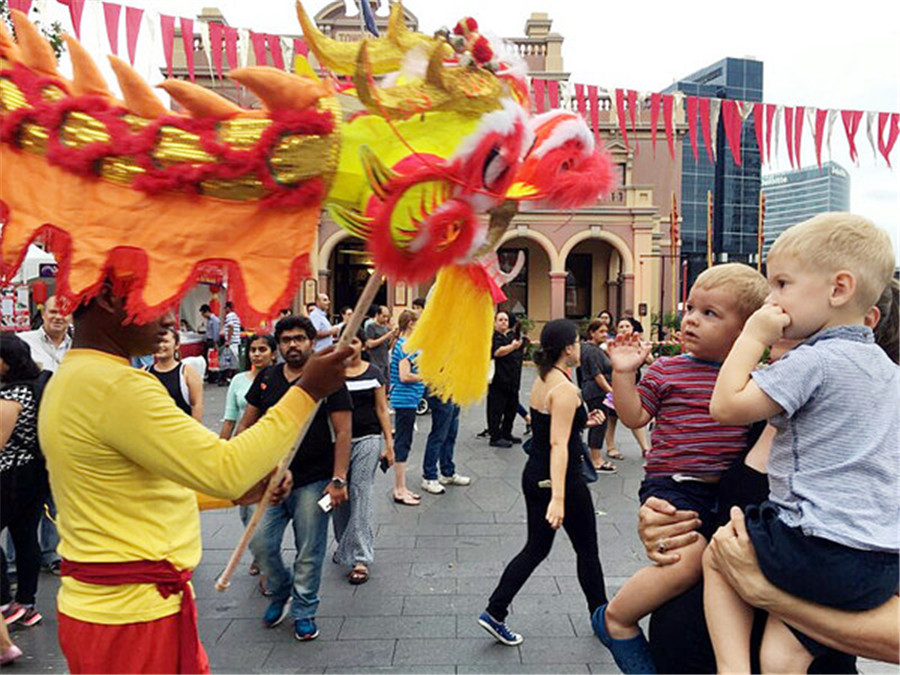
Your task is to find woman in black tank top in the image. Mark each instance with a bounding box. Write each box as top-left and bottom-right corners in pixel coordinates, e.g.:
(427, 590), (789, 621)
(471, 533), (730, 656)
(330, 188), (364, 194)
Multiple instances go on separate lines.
(146, 328), (203, 421)
(478, 320), (609, 646)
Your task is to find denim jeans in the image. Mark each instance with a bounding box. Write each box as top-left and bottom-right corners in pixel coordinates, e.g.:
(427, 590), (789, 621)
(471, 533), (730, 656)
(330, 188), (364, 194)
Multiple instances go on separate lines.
(422, 397), (459, 480)
(249, 479), (330, 620)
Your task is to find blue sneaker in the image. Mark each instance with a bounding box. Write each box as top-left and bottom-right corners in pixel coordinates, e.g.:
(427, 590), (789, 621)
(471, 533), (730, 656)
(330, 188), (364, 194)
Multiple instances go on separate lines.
(477, 611), (523, 646)
(262, 597), (290, 628)
(294, 617), (319, 641)
(591, 604), (656, 674)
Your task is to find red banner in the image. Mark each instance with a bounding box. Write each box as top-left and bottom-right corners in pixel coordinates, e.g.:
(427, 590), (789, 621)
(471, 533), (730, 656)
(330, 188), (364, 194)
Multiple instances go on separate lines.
(160, 14), (175, 78)
(699, 97), (714, 164)
(294, 38), (309, 58)
(124, 6), (143, 66)
(627, 89), (638, 140)
(649, 92), (661, 156)
(223, 26), (239, 72)
(8, 0), (32, 13)
(65, 0), (86, 40)
(574, 83), (587, 119)
(180, 18), (195, 82)
(721, 100), (742, 166)
(548, 80), (560, 109)
(209, 22), (224, 79)
(793, 106), (805, 168)
(753, 103), (764, 164)
(533, 78), (546, 114)
(813, 108), (828, 168)
(615, 89), (629, 148)
(587, 85), (600, 146)
(877, 112), (900, 168)
(268, 34), (284, 70)
(250, 31), (268, 66)
(102, 2), (121, 56)
(663, 94), (675, 160)
(765, 104), (776, 165)
(841, 110), (863, 164)
(784, 107), (795, 168)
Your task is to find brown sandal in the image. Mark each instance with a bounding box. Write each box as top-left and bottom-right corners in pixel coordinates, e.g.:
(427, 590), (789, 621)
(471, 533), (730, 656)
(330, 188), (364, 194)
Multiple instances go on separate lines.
(348, 565), (369, 585)
(606, 448), (624, 460)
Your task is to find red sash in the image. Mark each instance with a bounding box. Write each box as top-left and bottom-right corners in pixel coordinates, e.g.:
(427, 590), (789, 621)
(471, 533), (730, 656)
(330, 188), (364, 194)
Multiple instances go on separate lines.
(60, 559), (202, 674)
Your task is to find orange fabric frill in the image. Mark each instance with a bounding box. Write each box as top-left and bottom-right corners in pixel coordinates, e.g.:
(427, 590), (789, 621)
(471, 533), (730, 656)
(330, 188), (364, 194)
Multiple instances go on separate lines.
(0, 147), (319, 323)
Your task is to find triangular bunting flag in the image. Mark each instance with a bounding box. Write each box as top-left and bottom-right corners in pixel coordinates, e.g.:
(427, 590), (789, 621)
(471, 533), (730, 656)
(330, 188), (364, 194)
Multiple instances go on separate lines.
(238, 28), (250, 68)
(649, 93), (661, 157)
(65, 0), (86, 39)
(615, 89), (629, 149)
(574, 83), (587, 119)
(268, 34), (285, 70)
(784, 107), (795, 168)
(548, 80), (560, 109)
(533, 79), (546, 114)
(721, 100), (742, 166)
(180, 18), (195, 82)
(877, 112), (900, 168)
(627, 89), (638, 143)
(813, 108), (827, 169)
(587, 85), (600, 146)
(841, 110), (863, 165)
(198, 21), (213, 81)
(160, 15), (175, 78)
(209, 22), (224, 79)
(223, 25), (239, 72)
(866, 111), (877, 161)
(250, 31), (268, 66)
(709, 99), (721, 162)
(826, 109), (837, 161)
(102, 2), (121, 56)
(765, 104), (776, 165)
(753, 103), (765, 167)
(686, 96), (700, 163)
(8, 0), (32, 14)
(293, 38), (309, 58)
(793, 106), (804, 168)
(125, 6), (143, 67)
(662, 94), (675, 160)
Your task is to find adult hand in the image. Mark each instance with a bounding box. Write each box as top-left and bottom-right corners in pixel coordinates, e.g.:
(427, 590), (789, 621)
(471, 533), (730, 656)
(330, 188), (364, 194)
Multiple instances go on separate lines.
(324, 481), (349, 508)
(638, 496), (702, 565)
(607, 334), (652, 374)
(545, 497), (564, 530)
(586, 408), (606, 428)
(233, 468), (293, 506)
(708, 506), (770, 607)
(381, 443), (395, 467)
(512, 338), (523, 350)
(268, 470), (293, 505)
(296, 345), (354, 401)
(743, 304), (791, 347)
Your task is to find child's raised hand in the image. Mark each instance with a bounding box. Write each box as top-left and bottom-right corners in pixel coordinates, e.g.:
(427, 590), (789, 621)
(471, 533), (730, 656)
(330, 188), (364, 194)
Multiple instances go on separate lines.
(743, 304), (791, 346)
(607, 334), (652, 373)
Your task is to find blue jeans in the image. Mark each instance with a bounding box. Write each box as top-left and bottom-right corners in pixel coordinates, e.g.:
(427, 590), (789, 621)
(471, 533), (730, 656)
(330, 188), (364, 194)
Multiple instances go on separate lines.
(249, 479), (330, 620)
(422, 397), (459, 480)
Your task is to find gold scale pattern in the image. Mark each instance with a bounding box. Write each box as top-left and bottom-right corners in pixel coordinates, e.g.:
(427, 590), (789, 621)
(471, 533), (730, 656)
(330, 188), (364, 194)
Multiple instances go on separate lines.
(0, 77), (342, 202)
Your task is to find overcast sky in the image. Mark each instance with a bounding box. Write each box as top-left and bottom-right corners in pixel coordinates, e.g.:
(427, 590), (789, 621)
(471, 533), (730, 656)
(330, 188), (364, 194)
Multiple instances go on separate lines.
(35, 0), (900, 253)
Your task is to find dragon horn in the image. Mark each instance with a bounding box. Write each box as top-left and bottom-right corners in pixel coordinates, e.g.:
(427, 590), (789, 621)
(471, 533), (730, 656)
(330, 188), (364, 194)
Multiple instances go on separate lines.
(65, 35), (110, 97)
(0, 15), (23, 63)
(295, 0), (403, 75)
(158, 79), (242, 118)
(229, 67), (330, 111)
(107, 56), (168, 118)
(10, 10), (57, 77)
(386, 2), (442, 54)
(424, 42), (448, 91)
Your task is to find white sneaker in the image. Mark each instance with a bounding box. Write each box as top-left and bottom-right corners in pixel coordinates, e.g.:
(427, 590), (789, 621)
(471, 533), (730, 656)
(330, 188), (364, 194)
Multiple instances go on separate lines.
(420, 479), (446, 494)
(438, 473), (471, 486)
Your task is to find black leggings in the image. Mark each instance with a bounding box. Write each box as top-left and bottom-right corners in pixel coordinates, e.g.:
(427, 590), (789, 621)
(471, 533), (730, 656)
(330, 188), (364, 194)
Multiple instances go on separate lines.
(486, 466), (608, 621)
(0, 462), (46, 606)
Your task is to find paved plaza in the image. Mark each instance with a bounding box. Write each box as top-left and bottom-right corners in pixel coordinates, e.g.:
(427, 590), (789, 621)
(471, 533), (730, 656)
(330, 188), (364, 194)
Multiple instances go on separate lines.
(10, 368), (897, 674)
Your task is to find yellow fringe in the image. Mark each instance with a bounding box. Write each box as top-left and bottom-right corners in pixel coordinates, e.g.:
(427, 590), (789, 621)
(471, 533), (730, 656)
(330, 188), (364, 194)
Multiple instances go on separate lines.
(406, 264), (495, 406)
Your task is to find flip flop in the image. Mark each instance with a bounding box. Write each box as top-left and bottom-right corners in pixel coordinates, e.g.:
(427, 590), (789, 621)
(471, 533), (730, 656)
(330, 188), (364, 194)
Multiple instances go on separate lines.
(348, 565), (369, 585)
(593, 460), (617, 473)
(606, 448), (624, 460)
(393, 493), (420, 506)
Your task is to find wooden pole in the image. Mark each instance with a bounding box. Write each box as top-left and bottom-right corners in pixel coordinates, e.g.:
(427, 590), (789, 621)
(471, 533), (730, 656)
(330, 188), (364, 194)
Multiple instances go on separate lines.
(215, 271), (383, 592)
(757, 191), (766, 271)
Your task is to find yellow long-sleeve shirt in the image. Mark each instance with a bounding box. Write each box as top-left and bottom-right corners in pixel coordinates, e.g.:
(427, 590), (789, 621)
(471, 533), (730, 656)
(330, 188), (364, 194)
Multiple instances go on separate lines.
(39, 349), (316, 624)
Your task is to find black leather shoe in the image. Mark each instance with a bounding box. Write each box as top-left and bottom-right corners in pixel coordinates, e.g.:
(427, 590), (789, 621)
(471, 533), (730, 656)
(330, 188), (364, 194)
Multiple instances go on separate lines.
(506, 436), (522, 444)
(489, 438), (513, 448)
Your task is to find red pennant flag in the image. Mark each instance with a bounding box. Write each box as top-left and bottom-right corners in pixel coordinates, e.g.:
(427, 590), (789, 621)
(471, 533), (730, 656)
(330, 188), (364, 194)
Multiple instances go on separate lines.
(587, 85), (600, 146)
(627, 89), (638, 137)
(662, 94), (675, 160)
(293, 38), (309, 58)
(180, 18), (195, 82)
(721, 100), (743, 166)
(102, 2), (121, 56)
(784, 107), (795, 168)
(699, 97), (714, 164)
(686, 96), (700, 163)
(813, 109), (828, 169)
(64, 0), (86, 39)
(548, 80), (560, 109)
(125, 6), (144, 67)
(793, 106), (804, 168)
(753, 103), (765, 165)
(533, 79), (546, 114)
(268, 35), (284, 70)
(574, 83), (586, 119)
(615, 89), (629, 148)
(223, 26), (239, 72)
(160, 15), (175, 78)
(884, 113), (900, 168)
(649, 93), (661, 157)
(8, 1), (32, 14)
(765, 104), (776, 165)
(209, 22), (224, 79)
(250, 31), (268, 66)
(841, 110), (863, 164)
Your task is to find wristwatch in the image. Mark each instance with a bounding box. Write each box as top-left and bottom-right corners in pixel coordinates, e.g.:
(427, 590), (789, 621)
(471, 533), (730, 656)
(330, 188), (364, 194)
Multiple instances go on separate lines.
(330, 476), (347, 489)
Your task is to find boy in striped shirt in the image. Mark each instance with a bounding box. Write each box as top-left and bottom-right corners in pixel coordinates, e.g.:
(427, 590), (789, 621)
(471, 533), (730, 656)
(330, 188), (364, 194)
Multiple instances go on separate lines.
(593, 263), (769, 672)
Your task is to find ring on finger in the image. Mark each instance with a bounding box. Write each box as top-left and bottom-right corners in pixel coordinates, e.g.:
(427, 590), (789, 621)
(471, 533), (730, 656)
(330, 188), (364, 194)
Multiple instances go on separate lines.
(657, 540), (667, 553)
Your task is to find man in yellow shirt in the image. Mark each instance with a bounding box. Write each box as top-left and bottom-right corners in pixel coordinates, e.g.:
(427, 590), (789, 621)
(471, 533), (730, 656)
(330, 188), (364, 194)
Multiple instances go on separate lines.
(39, 283), (351, 674)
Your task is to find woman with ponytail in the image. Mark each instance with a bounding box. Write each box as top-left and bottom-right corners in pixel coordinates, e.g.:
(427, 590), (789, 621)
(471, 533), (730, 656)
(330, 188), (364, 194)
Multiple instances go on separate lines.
(477, 319), (610, 646)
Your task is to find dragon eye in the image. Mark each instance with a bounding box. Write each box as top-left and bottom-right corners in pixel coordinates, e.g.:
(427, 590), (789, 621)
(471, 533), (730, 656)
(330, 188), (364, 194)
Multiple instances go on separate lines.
(482, 146), (510, 191)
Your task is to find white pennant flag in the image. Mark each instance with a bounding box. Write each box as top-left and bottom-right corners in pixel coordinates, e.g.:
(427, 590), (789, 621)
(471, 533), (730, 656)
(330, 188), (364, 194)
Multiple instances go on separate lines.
(709, 98), (721, 162)
(281, 36), (294, 73)
(774, 104), (783, 168)
(865, 111), (878, 162)
(238, 28), (250, 69)
(826, 109), (837, 161)
(198, 20), (214, 81)
(672, 91), (685, 117)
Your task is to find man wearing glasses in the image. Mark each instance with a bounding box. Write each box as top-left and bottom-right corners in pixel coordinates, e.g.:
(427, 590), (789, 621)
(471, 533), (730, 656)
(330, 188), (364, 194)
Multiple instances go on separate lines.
(235, 316), (352, 642)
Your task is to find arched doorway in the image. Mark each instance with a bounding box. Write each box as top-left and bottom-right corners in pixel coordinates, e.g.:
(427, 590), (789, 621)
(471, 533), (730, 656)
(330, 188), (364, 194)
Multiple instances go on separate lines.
(328, 239), (388, 314)
(496, 235), (554, 327)
(562, 238), (622, 320)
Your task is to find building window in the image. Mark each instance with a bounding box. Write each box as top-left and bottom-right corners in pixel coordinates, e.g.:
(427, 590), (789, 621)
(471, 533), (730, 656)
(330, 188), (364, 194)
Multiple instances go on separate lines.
(497, 247), (528, 317)
(565, 253), (592, 319)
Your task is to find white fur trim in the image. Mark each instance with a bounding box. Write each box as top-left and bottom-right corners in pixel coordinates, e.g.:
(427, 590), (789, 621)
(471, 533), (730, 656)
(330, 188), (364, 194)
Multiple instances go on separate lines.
(531, 114), (595, 158)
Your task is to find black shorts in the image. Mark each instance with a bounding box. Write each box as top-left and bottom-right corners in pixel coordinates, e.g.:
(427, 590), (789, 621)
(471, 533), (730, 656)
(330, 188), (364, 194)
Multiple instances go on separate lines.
(639, 475), (718, 531)
(746, 501), (899, 656)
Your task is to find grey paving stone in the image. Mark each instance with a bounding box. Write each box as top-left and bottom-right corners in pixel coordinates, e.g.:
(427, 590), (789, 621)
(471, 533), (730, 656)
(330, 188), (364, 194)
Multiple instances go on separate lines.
(458, 665), (590, 674)
(518, 636), (616, 665)
(402, 594), (487, 616)
(374, 546), (458, 564)
(377, 523), (457, 537)
(328, 667), (454, 674)
(339, 615), (456, 640)
(361, 574), (457, 596)
(392, 638), (522, 666)
(317, 595), (404, 617)
(208, 642), (275, 673)
(265, 640), (395, 668)
(219, 616), (344, 642)
(458, 574), (559, 597)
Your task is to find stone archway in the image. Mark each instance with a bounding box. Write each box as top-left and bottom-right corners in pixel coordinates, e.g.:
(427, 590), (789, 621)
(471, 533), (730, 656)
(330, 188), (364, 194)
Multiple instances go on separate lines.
(557, 228), (635, 319)
(496, 234), (555, 324)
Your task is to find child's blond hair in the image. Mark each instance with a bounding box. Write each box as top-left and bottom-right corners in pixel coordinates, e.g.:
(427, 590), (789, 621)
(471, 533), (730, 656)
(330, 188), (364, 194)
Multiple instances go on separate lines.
(692, 263), (769, 321)
(768, 213), (895, 309)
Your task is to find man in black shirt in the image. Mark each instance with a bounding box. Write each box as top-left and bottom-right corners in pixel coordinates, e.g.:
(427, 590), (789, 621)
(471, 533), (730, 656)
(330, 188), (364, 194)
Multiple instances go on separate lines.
(236, 316), (352, 642)
(488, 312), (524, 448)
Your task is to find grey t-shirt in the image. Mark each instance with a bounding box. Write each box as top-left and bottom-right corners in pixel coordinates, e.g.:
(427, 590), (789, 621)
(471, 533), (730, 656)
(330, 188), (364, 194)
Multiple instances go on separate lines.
(580, 342), (612, 401)
(365, 322), (391, 376)
(752, 324), (900, 553)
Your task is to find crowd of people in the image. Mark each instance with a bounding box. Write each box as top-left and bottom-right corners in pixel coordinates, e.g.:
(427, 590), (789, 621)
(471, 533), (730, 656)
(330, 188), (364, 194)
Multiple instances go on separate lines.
(0, 213), (897, 672)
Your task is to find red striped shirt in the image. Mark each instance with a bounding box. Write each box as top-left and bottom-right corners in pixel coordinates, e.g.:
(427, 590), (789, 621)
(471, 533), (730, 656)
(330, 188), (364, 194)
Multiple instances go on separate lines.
(638, 355), (748, 477)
